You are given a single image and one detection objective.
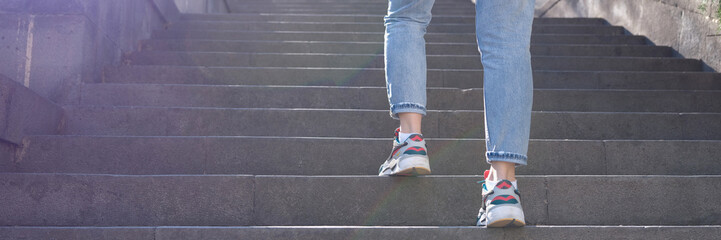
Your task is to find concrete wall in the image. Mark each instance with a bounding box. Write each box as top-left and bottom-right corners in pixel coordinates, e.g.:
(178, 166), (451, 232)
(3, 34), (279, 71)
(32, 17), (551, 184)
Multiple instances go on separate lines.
(175, 0), (229, 13)
(0, 0), (181, 104)
(0, 0), (182, 161)
(0, 74), (64, 143)
(537, 0), (721, 72)
(0, 74), (64, 164)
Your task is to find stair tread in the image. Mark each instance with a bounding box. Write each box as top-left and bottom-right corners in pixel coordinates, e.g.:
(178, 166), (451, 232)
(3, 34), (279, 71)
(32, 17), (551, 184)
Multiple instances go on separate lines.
(13, 135), (721, 175)
(1, 173), (719, 226)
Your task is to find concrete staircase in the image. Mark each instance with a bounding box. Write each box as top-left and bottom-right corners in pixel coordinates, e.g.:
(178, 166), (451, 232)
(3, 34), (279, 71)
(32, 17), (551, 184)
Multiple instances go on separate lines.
(3, 0), (721, 239)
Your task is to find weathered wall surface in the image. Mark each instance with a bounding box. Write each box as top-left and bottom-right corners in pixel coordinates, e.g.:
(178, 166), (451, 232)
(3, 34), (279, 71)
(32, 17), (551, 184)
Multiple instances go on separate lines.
(0, 74), (63, 144)
(538, 0), (721, 71)
(0, 74), (63, 163)
(174, 0), (229, 13)
(0, 0), (181, 104)
(0, 0), (182, 161)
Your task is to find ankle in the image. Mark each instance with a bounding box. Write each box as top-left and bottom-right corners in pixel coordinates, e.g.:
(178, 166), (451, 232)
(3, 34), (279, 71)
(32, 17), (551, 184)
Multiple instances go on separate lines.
(488, 162), (517, 182)
(397, 132), (420, 143)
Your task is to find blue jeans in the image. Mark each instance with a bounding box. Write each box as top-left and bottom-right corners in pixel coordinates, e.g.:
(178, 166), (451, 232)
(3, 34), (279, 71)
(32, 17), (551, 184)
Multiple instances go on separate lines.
(384, 0), (534, 166)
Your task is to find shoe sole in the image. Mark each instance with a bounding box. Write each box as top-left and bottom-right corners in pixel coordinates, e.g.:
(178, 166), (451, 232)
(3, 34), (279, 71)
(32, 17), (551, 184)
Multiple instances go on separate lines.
(390, 156), (431, 176)
(486, 218), (526, 228)
(391, 166), (432, 176)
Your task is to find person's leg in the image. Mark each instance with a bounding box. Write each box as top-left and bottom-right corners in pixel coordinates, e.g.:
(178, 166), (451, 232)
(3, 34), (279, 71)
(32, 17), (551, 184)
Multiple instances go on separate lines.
(378, 0), (434, 176)
(477, 0), (535, 176)
(475, 0), (535, 227)
(399, 113), (423, 134)
(384, 0), (434, 123)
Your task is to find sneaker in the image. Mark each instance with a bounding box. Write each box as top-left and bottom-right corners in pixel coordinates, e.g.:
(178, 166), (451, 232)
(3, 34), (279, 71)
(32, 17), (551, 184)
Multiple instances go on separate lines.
(378, 127), (431, 176)
(476, 170), (525, 227)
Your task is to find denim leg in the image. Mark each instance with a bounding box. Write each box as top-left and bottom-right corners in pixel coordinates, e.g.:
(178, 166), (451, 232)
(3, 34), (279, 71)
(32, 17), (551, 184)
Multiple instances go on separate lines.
(476, 0), (535, 166)
(384, 0), (435, 120)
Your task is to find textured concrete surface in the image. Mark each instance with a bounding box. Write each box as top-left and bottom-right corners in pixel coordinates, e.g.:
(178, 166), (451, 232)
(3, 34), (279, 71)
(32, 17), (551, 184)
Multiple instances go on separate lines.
(11, 136), (721, 175)
(2, 226), (719, 240)
(0, 227), (155, 240)
(174, 0), (228, 14)
(179, 14), (606, 24)
(540, 0), (721, 72)
(0, 0), (180, 103)
(169, 21), (627, 34)
(78, 83), (721, 112)
(604, 140), (721, 175)
(0, 136), (585, 175)
(3, 0), (720, 236)
(251, 175), (720, 225)
(151, 29), (651, 44)
(0, 74), (63, 145)
(224, 1), (473, 15)
(102, 66), (721, 90)
(2, 174), (712, 226)
(547, 176), (721, 225)
(61, 106), (721, 140)
(125, 51), (702, 71)
(140, 39), (672, 57)
(0, 173), (254, 226)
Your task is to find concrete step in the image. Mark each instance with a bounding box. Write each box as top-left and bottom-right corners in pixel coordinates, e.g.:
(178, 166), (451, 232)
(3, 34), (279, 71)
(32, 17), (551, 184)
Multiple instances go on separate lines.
(179, 13), (608, 25)
(170, 21), (626, 35)
(11, 135), (721, 175)
(140, 40), (672, 57)
(1, 173), (719, 226)
(78, 84), (721, 112)
(101, 66), (721, 90)
(221, 7), (473, 15)
(151, 30), (648, 44)
(227, 2), (471, 8)
(2, 226), (720, 240)
(219, 7), (475, 15)
(125, 52), (702, 72)
(222, 3), (470, 9)
(61, 106), (721, 139)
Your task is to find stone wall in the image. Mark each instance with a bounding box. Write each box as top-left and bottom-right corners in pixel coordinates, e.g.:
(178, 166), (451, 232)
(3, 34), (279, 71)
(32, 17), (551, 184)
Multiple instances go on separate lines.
(0, 0), (181, 104)
(537, 0), (721, 72)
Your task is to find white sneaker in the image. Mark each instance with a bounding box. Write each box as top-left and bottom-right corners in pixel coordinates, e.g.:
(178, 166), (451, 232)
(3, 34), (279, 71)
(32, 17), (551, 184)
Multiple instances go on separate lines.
(378, 128), (431, 176)
(477, 170), (525, 227)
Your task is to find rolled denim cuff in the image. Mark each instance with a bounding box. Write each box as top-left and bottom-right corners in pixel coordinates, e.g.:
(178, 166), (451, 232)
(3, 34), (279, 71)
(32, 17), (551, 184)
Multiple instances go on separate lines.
(486, 151), (528, 166)
(389, 102), (427, 120)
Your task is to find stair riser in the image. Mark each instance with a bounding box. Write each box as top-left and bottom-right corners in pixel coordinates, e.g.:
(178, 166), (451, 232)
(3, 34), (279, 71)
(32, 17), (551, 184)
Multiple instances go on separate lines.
(140, 40), (671, 57)
(0, 174), (254, 226)
(2, 226), (719, 240)
(126, 53), (702, 71)
(1, 174), (718, 226)
(223, 9), (475, 15)
(101, 66), (721, 90)
(61, 107), (721, 140)
(180, 15), (607, 25)
(151, 31), (648, 44)
(80, 85), (721, 112)
(13, 136), (721, 176)
(171, 22), (626, 35)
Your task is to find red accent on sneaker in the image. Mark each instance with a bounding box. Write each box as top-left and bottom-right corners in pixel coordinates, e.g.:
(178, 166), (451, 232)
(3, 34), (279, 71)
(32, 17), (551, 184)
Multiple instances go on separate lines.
(409, 135), (423, 141)
(496, 181), (513, 189)
(483, 170), (490, 180)
(406, 147), (425, 151)
(491, 195), (517, 201)
(390, 146), (403, 157)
